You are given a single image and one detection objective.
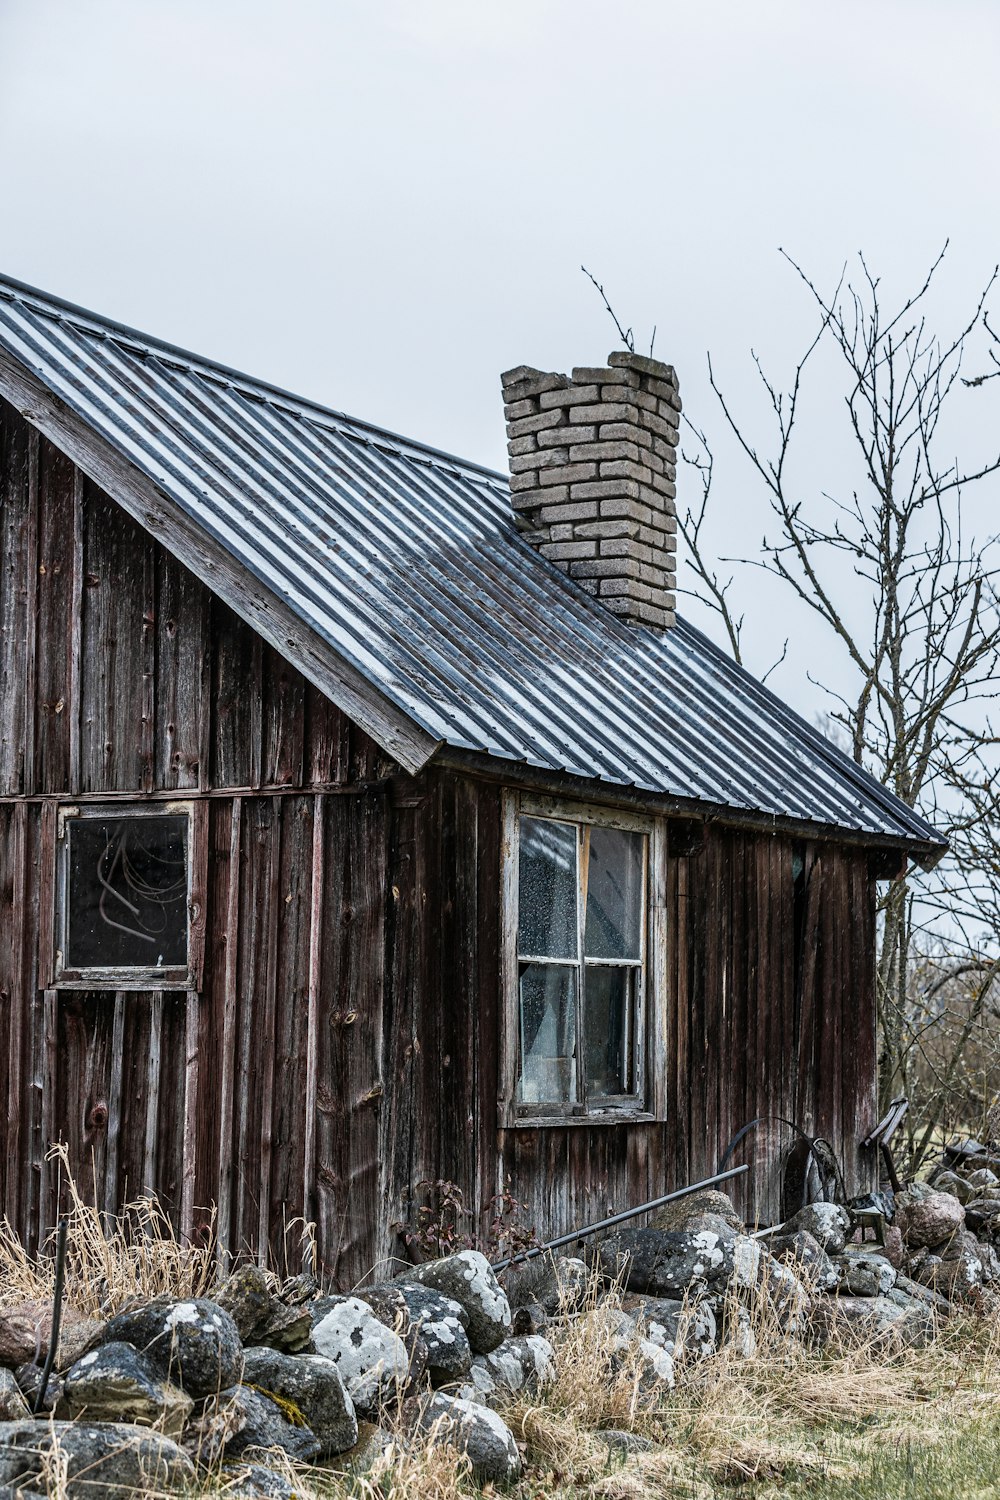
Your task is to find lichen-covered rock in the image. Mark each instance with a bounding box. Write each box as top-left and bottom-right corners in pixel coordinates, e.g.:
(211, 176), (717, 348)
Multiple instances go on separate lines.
(833, 1249), (897, 1298)
(311, 1296), (410, 1413)
(469, 1335), (555, 1402)
(896, 1189), (965, 1249)
(910, 1231), (986, 1301)
(215, 1385), (321, 1462)
(651, 1188), (744, 1234)
(405, 1393), (521, 1484)
(782, 1202), (851, 1255)
(501, 1253), (591, 1317)
(392, 1284), (472, 1384)
(771, 1229), (840, 1291)
(401, 1252), (512, 1354)
(103, 1296), (243, 1397)
(966, 1168), (1000, 1192)
(0, 1419), (195, 1495)
(623, 1296), (717, 1359)
(216, 1265), (272, 1341)
(808, 1295), (935, 1349)
(0, 1374), (28, 1424)
(932, 1170), (973, 1203)
(59, 1341), (192, 1435)
(13, 1365), (61, 1414)
(215, 1267), (312, 1354)
(596, 1227), (734, 1297)
(241, 1346), (357, 1457)
(0, 1301), (103, 1373)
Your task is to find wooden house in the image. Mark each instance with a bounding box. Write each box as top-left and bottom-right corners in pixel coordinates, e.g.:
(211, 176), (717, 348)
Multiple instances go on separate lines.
(0, 276), (944, 1283)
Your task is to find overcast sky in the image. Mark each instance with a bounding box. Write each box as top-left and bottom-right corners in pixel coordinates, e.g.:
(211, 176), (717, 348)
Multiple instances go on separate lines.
(1, 0), (998, 708)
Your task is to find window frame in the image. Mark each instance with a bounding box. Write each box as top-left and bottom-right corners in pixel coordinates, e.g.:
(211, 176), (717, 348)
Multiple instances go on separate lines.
(52, 801), (197, 990)
(500, 790), (666, 1127)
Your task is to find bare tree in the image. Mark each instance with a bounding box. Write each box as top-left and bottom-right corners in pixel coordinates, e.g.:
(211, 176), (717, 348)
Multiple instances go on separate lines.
(680, 247), (1000, 1164)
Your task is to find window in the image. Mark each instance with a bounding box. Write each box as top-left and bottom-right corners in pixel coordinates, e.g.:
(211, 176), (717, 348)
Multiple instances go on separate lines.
(54, 805), (193, 987)
(507, 797), (652, 1119)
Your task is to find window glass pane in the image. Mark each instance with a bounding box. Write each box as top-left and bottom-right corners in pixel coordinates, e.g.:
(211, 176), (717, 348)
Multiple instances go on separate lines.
(517, 817), (578, 959)
(584, 827), (644, 960)
(584, 966), (632, 1096)
(518, 963), (578, 1104)
(66, 815), (189, 969)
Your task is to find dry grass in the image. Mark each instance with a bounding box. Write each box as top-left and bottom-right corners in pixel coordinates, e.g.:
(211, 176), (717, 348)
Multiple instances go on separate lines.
(2, 1186), (1000, 1498)
(0, 1144), (214, 1318)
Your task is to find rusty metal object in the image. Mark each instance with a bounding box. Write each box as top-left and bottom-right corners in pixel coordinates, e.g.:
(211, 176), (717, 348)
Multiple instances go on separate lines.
(491, 1163), (749, 1272)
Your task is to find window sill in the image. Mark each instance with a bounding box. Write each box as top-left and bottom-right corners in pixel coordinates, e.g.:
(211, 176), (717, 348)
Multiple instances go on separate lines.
(507, 1111), (658, 1129)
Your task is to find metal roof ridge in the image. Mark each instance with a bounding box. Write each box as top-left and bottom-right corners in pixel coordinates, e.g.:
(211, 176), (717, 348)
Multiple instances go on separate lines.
(0, 270), (509, 486)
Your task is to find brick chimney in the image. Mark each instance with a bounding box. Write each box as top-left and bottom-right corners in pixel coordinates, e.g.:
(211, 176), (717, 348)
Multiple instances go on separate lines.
(501, 351), (680, 630)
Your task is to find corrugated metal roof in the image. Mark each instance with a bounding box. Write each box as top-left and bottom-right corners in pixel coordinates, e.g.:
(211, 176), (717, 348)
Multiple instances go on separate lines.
(0, 273), (944, 854)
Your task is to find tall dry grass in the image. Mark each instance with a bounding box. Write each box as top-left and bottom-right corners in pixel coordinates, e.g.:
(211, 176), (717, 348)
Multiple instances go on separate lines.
(0, 1144), (214, 1318)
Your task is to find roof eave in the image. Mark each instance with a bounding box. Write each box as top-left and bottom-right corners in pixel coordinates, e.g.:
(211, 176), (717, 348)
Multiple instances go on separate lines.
(433, 746), (950, 867)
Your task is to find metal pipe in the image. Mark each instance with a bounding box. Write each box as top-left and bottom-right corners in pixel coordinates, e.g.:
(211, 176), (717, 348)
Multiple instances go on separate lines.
(492, 1163), (749, 1273)
(33, 1215), (69, 1414)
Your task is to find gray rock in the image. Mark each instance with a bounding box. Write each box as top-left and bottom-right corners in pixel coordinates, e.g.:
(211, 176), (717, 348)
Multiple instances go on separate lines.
(894, 1273), (951, 1314)
(59, 1341), (192, 1435)
(216, 1385), (321, 1463)
(216, 1266), (312, 1352)
(512, 1302), (548, 1335)
(0, 1374), (28, 1423)
(402, 1251), (512, 1354)
(598, 1429), (656, 1454)
(468, 1335), (555, 1402)
(0, 1419), (194, 1495)
(782, 1202), (851, 1254)
(966, 1168), (1000, 1191)
(931, 1170), (973, 1203)
(596, 1227), (735, 1297)
(241, 1346), (357, 1457)
(221, 1462), (300, 1498)
(13, 1366), (61, 1415)
(311, 1296), (410, 1413)
(405, 1393), (521, 1484)
(623, 1296), (716, 1359)
(216, 1264), (272, 1340)
(896, 1189), (965, 1249)
(809, 1295), (935, 1349)
(103, 1296), (243, 1397)
(501, 1253), (591, 1316)
(392, 1284), (472, 1384)
(964, 1198), (1000, 1235)
(650, 1188), (744, 1233)
(0, 1301), (103, 1374)
(833, 1249), (897, 1297)
(771, 1229), (840, 1292)
(327, 1421), (396, 1474)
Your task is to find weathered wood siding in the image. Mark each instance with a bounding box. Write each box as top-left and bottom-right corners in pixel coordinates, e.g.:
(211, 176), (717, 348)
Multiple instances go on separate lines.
(0, 397), (878, 1282)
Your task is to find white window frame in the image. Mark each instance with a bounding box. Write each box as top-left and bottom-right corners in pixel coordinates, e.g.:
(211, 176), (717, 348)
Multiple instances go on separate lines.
(500, 790), (667, 1127)
(53, 801), (196, 990)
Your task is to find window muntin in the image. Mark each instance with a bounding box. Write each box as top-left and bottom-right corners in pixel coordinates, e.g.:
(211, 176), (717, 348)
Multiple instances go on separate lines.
(55, 806), (193, 985)
(515, 811), (648, 1114)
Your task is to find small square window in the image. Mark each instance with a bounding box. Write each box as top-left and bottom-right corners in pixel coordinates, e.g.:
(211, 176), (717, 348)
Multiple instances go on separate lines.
(55, 806), (193, 987)
(507, 799), (651, 1120)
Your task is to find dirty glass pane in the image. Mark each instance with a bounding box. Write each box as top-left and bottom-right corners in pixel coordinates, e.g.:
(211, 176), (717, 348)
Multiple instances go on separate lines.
(584, 966), (631, 1096)
(66, 815), (189, 969)
(518, 963), (578, 1104)
(518, 817), (578, 959)
(584, 827), (644, 960)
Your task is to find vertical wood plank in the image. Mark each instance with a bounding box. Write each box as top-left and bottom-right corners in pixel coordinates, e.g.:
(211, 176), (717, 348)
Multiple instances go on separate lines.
(0, 401), (33, 795)
(68, 470), (83, 793)
(216, 798), (242, 1266)
(187, 800), (209, 991)
(303, 793), (325, 1258)
(103, 992), (126, 1221)
(143, 992), (163, 1195)
(181, 989), (200, 1242)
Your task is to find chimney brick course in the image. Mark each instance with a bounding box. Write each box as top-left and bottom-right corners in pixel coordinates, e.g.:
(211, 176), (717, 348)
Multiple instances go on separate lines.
(502, 352), (680, 630)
